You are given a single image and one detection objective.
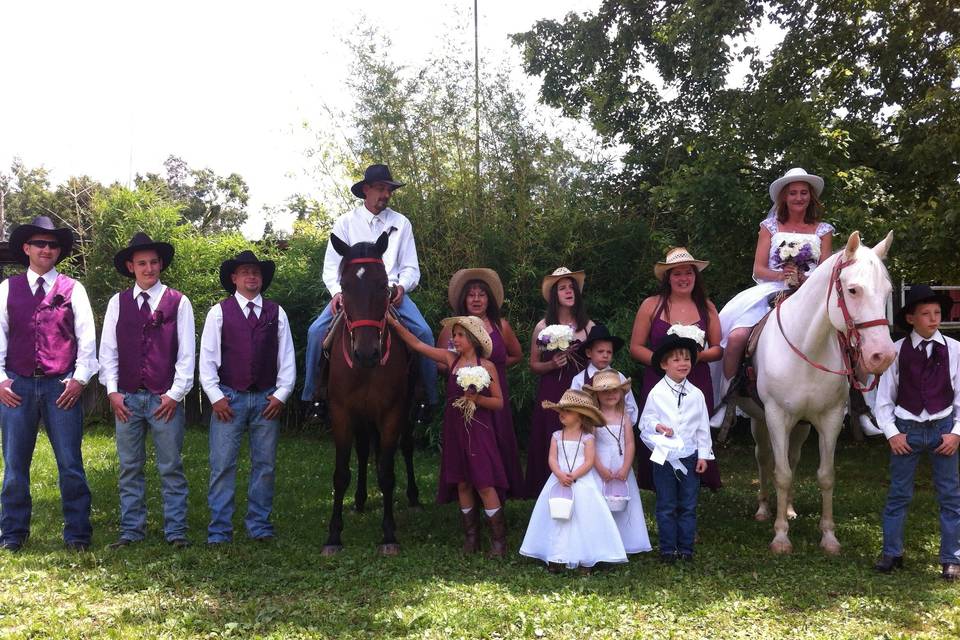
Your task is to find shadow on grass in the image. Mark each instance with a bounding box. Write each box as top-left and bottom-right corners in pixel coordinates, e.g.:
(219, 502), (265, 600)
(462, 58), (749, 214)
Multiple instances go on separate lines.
(2, 423), (959, 638)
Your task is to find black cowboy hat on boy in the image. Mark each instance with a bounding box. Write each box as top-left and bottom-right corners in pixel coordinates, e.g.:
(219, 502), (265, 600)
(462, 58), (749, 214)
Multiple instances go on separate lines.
(896, 284), (953, 331)
(113, 232), (175, 278)
(219, 250), (276, 295)
(580, 323), (625, 352)
(350, 164), (406, 199)
(9, 215), (75, 267)
(651, 324), (706, 375)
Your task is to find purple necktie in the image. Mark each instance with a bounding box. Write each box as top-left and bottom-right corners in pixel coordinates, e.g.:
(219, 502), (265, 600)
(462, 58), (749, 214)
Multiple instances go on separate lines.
(139, 291), (151, 319)
(34, 278), (46, 302)
(247, 301), (258, 328)
(920, 339), (932, 362)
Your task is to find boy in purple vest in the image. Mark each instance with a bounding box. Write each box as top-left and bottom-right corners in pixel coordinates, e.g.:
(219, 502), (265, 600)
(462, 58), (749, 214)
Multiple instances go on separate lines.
(98, 233), (195, 549)
(0, 216), (99, 552)
(875, 285), (960, 580)
(199, 251), (295, 544)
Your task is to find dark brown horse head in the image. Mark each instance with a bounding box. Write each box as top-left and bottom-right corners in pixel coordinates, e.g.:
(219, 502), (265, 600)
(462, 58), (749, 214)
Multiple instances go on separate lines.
(332, 232), (391, 368)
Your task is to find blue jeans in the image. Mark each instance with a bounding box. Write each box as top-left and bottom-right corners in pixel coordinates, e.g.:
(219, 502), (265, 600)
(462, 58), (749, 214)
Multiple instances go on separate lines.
(0, 372), (92, 545)
(652, 454), (700, 556)
(301, 294), (438, 404)
(208, 386), (279, 542)
(115, 390), (188, 542)
(881, 413), (960, 564)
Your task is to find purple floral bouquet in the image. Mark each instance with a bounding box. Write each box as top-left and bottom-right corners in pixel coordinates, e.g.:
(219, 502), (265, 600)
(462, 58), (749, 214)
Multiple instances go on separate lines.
(773, 240), (816, 287)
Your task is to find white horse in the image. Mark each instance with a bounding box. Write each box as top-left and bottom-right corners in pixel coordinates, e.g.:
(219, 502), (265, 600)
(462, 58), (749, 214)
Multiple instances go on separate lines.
(743, 231), (896, 554)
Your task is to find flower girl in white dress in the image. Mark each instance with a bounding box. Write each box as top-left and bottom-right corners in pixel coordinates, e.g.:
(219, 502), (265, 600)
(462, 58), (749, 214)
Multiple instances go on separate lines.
(519, 389), (628, 572)
(583, 370), (652, 554)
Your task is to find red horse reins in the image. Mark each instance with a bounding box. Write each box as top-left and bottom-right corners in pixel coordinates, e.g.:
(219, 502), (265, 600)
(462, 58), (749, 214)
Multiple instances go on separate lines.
(775, 256), (888, 392)
(340, 257), (392, 368)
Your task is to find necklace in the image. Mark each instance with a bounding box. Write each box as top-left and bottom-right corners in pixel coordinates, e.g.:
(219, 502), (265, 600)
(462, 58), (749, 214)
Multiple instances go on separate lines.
(560, 430), (584, 473)
(601, 410), (624, 456)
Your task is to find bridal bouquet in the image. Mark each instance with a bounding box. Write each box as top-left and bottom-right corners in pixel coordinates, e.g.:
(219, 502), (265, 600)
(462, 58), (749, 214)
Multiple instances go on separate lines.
(773, 240), (816, 287)
(667, 323), (706, 348)
(452, 365), (492, 424)
(537, 324), (575, 352)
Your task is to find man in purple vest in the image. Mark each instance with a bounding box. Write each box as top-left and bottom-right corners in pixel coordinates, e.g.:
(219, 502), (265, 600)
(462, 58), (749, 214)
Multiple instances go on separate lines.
(875, 284), (960, 580)
(98, 233), (196, 549)
(199, 251), (295, 544)
(0, 216), (99, 552)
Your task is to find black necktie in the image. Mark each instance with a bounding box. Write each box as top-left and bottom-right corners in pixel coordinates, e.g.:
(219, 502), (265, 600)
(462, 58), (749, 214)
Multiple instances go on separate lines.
(247, 301), (258, 328)
(34, 278), (46, 302)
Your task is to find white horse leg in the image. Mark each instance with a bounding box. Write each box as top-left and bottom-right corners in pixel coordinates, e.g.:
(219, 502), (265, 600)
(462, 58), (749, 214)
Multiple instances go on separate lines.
(765, 407), (796, 554)
(752, 417), (773, 522)
(785, 422), (811, 519)
(814, 410), (845, 555)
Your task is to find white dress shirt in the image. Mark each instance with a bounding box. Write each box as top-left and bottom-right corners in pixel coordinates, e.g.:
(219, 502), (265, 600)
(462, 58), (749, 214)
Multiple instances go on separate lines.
(640, 375), (714, 461)
(98, 281), (196, 401)
(875, 330), (960, 439)
(321, 205), (420, 296)
(0, 267), (99, 384)
(570, 364), (640, 426)
(199, 292), (296, 405)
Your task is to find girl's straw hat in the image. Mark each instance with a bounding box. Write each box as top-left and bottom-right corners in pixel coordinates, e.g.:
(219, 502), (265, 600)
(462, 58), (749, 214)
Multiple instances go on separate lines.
(768, 167), (824, 203)
(541, 267), (585, 301)
(541, 389), (604, 426)
(582, 369), (633, 394)
(653, 247), (710, 281)
(441, 315), (493, 358)
(447, 268), (504, 311)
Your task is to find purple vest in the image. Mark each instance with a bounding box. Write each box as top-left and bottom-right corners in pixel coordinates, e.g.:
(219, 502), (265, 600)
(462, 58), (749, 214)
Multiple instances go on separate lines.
(897, 338), (953, 416)
(217, 296), (279, 392)
(5, 273), (78, 377)
(117, 287), (183, 395)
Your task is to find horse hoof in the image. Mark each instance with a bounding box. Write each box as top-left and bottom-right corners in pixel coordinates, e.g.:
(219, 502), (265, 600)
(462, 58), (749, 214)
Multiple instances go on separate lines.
(786, 506), (798, 520)
(769, 539), (793, 555)
(321, 545), (343, 556)
(820, 538), (841, 555)
(378, 543), (400, 556)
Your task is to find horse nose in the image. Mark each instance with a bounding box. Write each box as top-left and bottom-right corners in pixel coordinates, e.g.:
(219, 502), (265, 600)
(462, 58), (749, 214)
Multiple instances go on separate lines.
(868, 349), (895, 371)
(354, 348), (381, 368)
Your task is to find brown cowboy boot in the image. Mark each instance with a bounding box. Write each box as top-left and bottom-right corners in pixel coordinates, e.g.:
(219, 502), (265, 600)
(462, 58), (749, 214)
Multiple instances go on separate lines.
(487, 509), (507, 559)
(461, 509), (480, 554)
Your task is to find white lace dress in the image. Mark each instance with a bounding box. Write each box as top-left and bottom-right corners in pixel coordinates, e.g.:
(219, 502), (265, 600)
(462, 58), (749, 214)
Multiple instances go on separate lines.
(519, 431), (628, 568)
(593, 422), (652, 554)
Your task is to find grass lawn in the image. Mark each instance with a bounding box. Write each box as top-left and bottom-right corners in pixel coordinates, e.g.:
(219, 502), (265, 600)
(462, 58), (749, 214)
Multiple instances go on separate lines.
(1, 421), (959, 639)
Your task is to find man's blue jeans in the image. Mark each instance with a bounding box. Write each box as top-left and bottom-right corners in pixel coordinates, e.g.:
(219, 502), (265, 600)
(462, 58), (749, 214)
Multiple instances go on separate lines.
(208, 386), (279, 542)
(0, 372), (92, 545)
(115, 390), (188, 542)
(881, 413), (960, 565)
(301, 294), (438, 404)
(652, 454), (700, 556)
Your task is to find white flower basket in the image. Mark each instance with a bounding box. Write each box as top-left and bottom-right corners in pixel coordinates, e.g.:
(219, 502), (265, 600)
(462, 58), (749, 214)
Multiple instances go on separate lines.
(603, 479), (630, 512)
(548, 484), (573, 520)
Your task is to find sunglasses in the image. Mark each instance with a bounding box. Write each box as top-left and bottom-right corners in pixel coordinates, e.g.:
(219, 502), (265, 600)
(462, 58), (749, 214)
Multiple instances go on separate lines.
(26, 240), (62, 250)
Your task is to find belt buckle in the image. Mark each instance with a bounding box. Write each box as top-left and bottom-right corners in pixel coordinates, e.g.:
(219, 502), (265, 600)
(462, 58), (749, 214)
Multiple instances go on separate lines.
(32, 368), (45, 378)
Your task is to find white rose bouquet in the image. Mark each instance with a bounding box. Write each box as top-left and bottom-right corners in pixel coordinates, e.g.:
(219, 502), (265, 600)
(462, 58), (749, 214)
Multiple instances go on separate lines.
(537, 324), (575, 352)
(667, 324), (706, 349)
(452, 365), (492, 424)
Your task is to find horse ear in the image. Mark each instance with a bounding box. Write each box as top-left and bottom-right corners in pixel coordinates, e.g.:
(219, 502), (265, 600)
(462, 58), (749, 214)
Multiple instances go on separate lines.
(872, 230), (894, 260)
(844, 231), (861, 260)
(330, 234), (349, 257)
(374, 231), (389, 256)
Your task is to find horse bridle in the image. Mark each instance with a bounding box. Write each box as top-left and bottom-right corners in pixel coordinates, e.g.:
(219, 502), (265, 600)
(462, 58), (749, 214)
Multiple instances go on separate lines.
(775, 256), (888, 391)
(340, 257), (392, 369)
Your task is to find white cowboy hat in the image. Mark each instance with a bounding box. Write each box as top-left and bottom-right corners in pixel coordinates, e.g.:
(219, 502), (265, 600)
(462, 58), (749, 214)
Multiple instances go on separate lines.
(447, 268), (505, 311)
(769, 167), (824, 203)
(441, 315), (494, 358)
(541, 267), (585, 302)
(582, 369), (633, 394)
(653, 247), (710, 281)
(541, 389), (604, 426)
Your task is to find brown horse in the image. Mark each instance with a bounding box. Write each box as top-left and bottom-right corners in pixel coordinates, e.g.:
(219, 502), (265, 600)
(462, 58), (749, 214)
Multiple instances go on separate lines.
(321, 232), (421, 556)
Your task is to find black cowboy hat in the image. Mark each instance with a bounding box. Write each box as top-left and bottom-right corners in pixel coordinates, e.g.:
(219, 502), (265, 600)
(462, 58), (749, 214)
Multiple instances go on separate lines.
(580, 323), (625, 352)
(113, 232), (175, 278)
(219, 250), (276, 294)
(8, 216), (74, 267)
(651, 333), (702, 376)
(350, 164), (405, 199)
(896, 284), (953, 331)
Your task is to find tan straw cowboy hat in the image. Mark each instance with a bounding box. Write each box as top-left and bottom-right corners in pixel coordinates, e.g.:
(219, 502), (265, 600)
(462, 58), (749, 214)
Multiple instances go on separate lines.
(768, 167), (824, 203)
(447, 268), (505, 311)
(441, 315), (493, 358)
(541, 389), (604, 426)
(582, 369), (633, 394)
(653, 247), (710, 281)
(541, 267), (585, 301)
